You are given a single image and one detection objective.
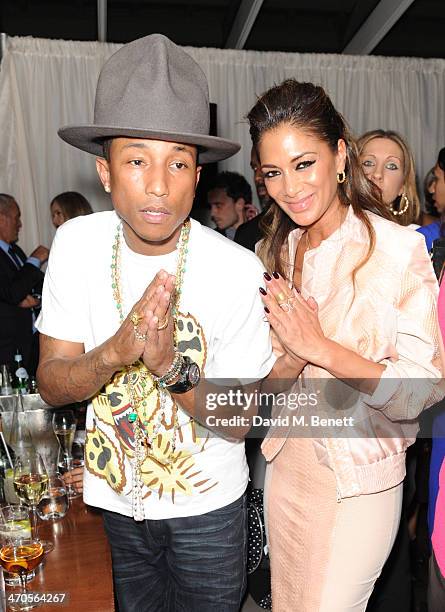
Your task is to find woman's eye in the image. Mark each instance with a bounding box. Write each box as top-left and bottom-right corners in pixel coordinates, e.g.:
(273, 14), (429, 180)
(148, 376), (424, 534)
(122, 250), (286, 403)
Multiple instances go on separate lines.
(263, 170), (280, 180)
(386, 162), (399, 171)
(295, 160), (315, 170)
(362, 160), (374, 168)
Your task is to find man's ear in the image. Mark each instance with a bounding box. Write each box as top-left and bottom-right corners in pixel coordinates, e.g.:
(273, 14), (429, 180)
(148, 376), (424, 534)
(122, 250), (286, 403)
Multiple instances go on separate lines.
(195, 166), (202, 190)
(96, 157), (111, 190)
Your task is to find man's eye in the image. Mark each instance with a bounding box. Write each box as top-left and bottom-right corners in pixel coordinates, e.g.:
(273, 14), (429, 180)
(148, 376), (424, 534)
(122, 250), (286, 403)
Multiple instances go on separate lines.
(130, 159), (143, 166)
(172, 162), (187, 169)
(295, 160), (315, 170)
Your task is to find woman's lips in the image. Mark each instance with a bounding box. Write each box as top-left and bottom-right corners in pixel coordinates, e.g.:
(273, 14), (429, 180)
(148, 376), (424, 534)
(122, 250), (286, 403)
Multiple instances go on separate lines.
(285, 193), (313, 213)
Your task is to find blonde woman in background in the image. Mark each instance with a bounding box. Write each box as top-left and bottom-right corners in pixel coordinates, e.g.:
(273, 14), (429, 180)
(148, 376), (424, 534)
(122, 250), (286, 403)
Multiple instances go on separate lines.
(357, 130), (420, 228)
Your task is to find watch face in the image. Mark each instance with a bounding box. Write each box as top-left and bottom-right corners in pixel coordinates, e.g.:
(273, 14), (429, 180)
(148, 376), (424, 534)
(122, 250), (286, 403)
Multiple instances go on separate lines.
(188, 363), (200, 386)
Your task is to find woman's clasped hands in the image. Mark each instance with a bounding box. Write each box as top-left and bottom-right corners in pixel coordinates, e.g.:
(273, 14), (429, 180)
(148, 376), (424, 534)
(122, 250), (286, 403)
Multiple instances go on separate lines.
(259, 271), (329, 367)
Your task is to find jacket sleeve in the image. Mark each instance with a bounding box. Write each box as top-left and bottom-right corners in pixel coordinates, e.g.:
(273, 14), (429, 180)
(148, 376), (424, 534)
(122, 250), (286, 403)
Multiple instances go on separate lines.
(363, 233), (445, 421)
(0, 263), (44, 305)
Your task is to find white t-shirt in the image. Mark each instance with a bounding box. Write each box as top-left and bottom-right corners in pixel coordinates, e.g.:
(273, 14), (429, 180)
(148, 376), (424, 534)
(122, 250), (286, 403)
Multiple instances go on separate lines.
(37, 212), (275, 519)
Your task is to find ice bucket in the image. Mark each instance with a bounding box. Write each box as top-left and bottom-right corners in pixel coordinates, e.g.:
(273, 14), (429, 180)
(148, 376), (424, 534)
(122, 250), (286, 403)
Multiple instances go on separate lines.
(0, 394), (59, 472)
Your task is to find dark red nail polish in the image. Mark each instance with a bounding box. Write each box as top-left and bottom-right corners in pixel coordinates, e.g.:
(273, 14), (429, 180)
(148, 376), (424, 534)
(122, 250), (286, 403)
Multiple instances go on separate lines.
(259, 287), (267, 295)
(264, 306), (270, 314)
(263, 272), (272, 281)
(295, 287), (300, 294)
(272, 271), (280, 279)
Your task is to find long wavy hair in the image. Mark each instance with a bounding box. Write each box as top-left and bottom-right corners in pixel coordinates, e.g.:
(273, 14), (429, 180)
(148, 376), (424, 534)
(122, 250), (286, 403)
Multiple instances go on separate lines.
(246, 79), (390, 281)
(356, 129), (420, 226)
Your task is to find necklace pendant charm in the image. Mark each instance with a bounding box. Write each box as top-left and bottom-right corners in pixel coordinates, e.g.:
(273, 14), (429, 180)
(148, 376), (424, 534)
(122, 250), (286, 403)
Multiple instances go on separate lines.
(128, 412), (138, 423)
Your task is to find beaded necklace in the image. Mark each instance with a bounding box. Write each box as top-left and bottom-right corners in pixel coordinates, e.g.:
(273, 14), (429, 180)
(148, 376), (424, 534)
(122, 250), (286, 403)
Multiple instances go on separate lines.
(111, 219), (191, 519)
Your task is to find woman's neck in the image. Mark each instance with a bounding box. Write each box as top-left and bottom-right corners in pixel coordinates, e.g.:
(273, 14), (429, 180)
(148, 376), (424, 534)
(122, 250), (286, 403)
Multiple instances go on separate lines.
(305, 201), (348, 249)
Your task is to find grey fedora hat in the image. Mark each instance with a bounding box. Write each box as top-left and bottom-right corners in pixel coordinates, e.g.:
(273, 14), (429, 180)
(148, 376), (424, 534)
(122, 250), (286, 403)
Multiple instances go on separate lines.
(58, 34), (240, 164)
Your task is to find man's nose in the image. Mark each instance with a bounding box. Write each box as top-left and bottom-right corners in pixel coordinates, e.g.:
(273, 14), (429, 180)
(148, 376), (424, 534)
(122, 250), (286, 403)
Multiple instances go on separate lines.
(145, 168), (169, 197)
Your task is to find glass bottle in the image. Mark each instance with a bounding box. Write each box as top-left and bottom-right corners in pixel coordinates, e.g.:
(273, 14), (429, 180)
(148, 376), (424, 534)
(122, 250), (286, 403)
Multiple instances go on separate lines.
(13, 351), (29, 395)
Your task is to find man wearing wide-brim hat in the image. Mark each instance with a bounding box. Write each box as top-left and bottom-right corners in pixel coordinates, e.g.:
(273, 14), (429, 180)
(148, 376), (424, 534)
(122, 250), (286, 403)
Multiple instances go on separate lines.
(36, 34), (278, 610)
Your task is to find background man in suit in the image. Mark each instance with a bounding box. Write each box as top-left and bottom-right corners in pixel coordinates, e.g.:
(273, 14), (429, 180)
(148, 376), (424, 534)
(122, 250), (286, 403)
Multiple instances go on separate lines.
(0, 194), (49, 374)
(208, 171), (253, 240)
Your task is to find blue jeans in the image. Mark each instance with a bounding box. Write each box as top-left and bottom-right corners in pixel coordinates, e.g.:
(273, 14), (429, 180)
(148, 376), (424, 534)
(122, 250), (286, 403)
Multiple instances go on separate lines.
(102, 494), (247, 612)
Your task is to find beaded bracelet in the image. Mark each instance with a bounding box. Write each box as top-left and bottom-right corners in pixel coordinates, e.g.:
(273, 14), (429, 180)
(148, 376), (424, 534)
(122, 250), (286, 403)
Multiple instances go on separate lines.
(153, 350), (183, 388)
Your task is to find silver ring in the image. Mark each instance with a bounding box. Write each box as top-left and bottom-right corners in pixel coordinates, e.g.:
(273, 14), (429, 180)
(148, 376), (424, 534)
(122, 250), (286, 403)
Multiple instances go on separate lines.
(134, 328), (147, 342)
(280, 297), (297, 312)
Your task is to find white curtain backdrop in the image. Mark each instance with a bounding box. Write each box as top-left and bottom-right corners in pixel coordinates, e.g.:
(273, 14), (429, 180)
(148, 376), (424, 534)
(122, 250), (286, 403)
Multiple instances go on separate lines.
(0, 35), (444, 254)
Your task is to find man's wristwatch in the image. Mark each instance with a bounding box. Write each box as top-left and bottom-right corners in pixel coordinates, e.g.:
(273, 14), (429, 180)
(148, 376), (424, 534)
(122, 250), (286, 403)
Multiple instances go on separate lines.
(164, 356), (200, 394)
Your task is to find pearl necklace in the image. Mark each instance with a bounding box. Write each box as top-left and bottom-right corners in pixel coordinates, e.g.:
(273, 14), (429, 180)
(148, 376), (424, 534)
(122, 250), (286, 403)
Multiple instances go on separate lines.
(110, 219), (191, 519)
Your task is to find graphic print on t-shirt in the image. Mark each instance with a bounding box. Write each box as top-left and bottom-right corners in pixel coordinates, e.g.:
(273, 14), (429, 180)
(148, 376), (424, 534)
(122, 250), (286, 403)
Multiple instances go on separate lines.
(85, 311), (215, 503)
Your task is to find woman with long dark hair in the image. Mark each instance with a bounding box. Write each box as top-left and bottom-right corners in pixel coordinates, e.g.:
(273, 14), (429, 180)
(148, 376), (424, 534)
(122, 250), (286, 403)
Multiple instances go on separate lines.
(248, 79), (443, 611)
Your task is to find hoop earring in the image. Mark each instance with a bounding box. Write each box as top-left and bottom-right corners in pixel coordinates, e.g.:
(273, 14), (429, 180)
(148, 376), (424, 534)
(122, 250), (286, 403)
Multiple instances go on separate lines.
(337, 171), (346, 184)
(389, 193), (409, 216)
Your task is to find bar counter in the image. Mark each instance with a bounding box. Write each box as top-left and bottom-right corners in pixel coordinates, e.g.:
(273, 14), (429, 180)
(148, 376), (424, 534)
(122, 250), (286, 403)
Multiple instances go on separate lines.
(4, 498), (114, 611)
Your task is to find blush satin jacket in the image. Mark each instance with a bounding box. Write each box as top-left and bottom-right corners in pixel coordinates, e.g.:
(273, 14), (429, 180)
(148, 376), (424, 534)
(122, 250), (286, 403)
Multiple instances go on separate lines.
(262, 205), (445, 499)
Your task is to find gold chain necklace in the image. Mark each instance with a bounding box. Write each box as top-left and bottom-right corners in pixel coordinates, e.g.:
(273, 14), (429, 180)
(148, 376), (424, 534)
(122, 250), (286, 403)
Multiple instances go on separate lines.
(110, 219), (191, 519)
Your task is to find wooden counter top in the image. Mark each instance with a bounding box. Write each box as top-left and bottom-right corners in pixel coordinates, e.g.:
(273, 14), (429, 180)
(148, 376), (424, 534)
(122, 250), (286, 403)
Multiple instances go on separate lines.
(3, 498), (114, 611)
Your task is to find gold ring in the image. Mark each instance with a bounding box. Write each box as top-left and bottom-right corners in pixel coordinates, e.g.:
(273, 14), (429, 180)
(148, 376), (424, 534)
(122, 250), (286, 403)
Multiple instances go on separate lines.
(131, 311), (143, 326)
(275, 292), (293, 306)
(157, 317), (169, 331)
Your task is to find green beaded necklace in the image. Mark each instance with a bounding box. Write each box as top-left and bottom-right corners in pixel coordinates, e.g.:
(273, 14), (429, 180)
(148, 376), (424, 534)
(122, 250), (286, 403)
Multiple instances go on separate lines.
(110, 219), (191, 518)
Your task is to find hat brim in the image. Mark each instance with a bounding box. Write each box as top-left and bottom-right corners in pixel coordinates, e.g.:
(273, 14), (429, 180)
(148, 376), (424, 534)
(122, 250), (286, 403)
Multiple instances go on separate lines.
(58, 125), (240, 164)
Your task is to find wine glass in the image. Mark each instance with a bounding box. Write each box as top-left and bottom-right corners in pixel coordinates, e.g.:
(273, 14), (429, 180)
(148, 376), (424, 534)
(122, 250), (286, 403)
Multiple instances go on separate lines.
(52, 410), (80, 498)
(0, 537), (44, 610)
(13, 453), (48, 541)
(0, 504), (33, 586)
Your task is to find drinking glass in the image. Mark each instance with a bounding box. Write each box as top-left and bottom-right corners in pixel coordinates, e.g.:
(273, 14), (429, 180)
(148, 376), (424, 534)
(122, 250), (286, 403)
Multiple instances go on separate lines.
(13, 454), (48, 539)
(52, 411), (80, 499)
(0, 538), (44, 610)
(36, 473), (68, 521)
(0, 505), (33, 586)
